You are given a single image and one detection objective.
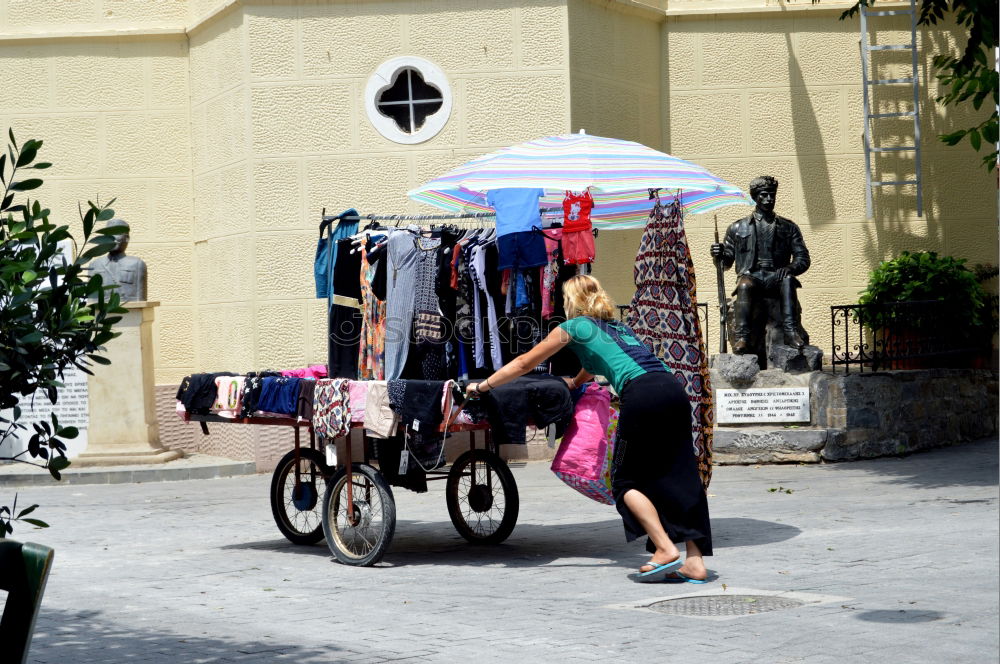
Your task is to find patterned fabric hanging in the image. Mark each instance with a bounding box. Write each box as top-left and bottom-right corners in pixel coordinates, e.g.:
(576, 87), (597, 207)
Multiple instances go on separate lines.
(625, 192), (714, 489)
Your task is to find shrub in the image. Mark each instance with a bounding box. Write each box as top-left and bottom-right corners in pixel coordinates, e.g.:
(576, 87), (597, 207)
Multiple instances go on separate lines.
(857, 251), (988, 336)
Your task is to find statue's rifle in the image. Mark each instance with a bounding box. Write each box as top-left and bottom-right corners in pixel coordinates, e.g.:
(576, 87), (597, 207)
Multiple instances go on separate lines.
(714, 214), (729, 354)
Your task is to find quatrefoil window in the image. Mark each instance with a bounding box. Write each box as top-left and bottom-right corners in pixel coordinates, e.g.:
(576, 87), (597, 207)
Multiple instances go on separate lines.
(365, 57), (452, 145)
(376, 68), (443, 134)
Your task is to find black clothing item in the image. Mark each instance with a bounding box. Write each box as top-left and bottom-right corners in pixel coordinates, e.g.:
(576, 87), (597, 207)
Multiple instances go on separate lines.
(476, 374), (574, 445)
(612, 372), (712, 556)
(328, 305), (361, 378)
(176, 372), (237, 414)
(372, 433), (427, 493)
(296, 379), (315, 420)
(368, 240), (388, 301)
(238, 371), (280, 418)
(397, 379), (447, 470)
(328, 238), (363, 378)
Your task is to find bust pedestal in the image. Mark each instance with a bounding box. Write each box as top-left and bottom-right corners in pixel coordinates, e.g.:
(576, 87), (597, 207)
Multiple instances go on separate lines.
(74, 301), (182, 466)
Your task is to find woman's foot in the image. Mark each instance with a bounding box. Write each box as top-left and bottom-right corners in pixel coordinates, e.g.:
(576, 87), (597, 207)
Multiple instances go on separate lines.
(672, 556), (707, 581)
(639, 547), (682, 573)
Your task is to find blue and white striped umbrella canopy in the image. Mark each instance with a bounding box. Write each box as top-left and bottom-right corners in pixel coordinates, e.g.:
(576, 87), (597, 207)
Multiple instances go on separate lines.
(407, 132), (752, 228)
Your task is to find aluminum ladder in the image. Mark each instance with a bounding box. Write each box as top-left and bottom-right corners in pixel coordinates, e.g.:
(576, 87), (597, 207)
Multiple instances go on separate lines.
(859, 0), (923, 218)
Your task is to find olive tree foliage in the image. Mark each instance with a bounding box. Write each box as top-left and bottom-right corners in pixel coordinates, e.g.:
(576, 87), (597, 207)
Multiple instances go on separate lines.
(843, 0), (999, 171)
(0, 129), (126, 536)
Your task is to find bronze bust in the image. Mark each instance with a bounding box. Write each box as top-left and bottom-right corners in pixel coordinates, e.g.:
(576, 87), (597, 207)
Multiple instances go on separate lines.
(710, 176), (810, 354)
(87, 219), (147, 302)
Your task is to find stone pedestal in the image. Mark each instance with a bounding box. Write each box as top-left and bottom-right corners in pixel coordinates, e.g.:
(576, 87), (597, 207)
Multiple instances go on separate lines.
(75, 301), (182, 466)
(769, 343), (823, 373)
(711, 365), (828, 464)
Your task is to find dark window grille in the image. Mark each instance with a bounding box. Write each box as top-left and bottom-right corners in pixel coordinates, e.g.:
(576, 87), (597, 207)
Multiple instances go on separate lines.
(376, 68), (443, 133)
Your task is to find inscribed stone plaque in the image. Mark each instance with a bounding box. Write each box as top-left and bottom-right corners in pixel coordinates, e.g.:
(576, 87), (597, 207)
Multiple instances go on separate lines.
(716, 387), (810, 424)
(0, 365), (89, 459)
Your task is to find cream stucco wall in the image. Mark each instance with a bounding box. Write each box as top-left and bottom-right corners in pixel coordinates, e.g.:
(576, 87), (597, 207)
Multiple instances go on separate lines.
(0, 25), (194, 385)
(657, 6), (998, 347)
(577, 2), (998, 352)
(188, 0), (570, 379)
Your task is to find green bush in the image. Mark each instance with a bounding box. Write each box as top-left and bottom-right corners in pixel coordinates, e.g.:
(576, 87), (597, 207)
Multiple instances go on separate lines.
(1, 129), (125, 536)
(857, 251), (988, 335)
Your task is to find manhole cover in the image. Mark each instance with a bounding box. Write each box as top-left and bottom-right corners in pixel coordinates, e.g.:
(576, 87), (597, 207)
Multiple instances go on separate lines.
(647, 594), (805, 617)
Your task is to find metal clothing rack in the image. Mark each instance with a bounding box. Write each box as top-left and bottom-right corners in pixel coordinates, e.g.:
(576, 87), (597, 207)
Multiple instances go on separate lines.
(319, 207), (564, 233)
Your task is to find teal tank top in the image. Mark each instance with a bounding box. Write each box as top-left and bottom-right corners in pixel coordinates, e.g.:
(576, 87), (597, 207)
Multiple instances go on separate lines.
(558, 316), (669, 394)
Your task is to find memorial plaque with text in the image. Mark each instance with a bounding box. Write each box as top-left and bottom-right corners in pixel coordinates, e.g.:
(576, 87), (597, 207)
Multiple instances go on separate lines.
(716, 387), (810, 424)
(0, 366), (89, 459)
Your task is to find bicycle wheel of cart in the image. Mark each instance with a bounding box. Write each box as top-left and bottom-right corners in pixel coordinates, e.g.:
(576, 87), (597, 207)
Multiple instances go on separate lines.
(322, 463), (396, 566)
(270, 448), (332, 546)
(446, 449), (519, 544)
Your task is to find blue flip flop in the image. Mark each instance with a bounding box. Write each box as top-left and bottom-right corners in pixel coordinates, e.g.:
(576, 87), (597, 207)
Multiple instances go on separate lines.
(662, 570), (709, 584)
(629, 557), (683, 583)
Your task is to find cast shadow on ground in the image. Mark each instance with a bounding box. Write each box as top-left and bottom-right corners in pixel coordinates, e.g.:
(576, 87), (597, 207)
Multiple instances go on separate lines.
(30, 608), (356, 664)
(221, 517), (800, 569)
(817, 439), (999, 491)
(854, 609), (946, 624)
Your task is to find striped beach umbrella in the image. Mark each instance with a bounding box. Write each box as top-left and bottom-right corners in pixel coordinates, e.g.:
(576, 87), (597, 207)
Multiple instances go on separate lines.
(407, 132), (752, 229)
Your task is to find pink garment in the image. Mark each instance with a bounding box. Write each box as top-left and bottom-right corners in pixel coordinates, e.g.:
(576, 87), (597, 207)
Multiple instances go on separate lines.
(211, 375), (245, 419)
(348, 380), (368, 423)
(539, 228), (562, 318)
(280, 364), (328, 379)
(550, 384), (614, 504)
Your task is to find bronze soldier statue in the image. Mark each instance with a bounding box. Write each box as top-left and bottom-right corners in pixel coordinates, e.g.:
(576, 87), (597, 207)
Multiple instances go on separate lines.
(710, 176), (810, 354)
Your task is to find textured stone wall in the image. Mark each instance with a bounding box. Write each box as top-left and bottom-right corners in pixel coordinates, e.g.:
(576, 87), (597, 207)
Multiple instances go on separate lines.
(0, 0), (189, 28)
(655, 6), (998, 357)
(814, 369), (998, 460)
(0, 31), (193, 386)
(712, 367), (997, 464)
(184, 0), (570, 378)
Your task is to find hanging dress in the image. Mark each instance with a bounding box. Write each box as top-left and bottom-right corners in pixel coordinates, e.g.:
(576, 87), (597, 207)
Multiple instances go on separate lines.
(358, 244), (386, 380)
(625, 193), (714, 490)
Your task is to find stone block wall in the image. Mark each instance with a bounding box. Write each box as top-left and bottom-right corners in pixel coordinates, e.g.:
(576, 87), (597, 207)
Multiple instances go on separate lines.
(813, 368), (998, 461)
(712, 367), (997, 464)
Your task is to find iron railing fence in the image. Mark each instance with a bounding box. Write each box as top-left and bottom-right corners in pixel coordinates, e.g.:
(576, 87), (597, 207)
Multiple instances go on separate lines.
(830, 298), (997, 373)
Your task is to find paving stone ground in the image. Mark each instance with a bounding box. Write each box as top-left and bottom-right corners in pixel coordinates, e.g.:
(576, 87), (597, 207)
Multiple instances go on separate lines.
(7, 438), (998, 663)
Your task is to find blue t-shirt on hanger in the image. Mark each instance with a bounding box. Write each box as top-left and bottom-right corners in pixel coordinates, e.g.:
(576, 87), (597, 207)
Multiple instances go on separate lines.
(486, 188), (545, 237)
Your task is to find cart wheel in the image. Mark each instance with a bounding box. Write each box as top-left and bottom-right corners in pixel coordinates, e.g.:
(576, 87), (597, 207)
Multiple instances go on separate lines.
(446, 449), (519, 545)
(322, 463), (396, 566)
(270, 448), (333, 545)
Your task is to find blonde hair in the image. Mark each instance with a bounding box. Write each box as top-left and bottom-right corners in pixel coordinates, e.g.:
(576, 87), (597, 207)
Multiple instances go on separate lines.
(562, 274), (616, 321)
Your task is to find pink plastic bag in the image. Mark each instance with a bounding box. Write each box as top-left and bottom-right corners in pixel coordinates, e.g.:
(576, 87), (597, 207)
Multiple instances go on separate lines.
(551, 384), (614, 505)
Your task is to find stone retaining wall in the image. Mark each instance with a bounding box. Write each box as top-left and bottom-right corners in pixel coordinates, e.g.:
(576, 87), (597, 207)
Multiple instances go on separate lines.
(812, 369), (998, 461)
(712, 368), (998, 464)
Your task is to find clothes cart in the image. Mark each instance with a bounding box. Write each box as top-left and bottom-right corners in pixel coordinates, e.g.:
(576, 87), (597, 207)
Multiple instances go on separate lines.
(181, 400), (517, 567)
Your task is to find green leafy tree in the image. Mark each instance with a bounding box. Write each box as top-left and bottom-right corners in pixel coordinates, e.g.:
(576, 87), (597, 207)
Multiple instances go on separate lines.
(0, 129), (126, 536)
(843, 0), (999, 171)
